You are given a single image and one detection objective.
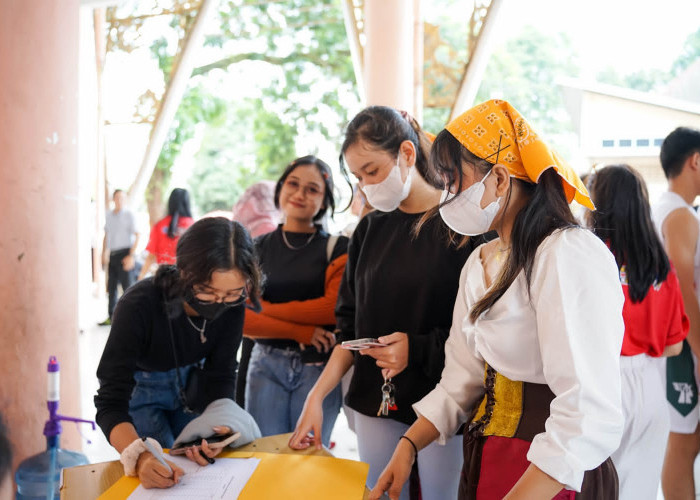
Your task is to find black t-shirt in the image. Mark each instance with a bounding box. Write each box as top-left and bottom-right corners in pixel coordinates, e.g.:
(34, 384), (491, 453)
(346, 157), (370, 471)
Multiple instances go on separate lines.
(94, 278), (244, 440)
(254, 225), (349, 350)
(337, 209), (492, 425)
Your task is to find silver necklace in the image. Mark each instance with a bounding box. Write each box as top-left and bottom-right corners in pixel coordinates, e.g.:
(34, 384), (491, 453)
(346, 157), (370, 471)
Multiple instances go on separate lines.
(281, 229), (316, 250)
(185, 315), (207, 343)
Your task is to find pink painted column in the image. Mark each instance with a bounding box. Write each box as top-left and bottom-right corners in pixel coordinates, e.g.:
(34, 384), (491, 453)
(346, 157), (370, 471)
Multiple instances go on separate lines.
(0, 0), (82, 467)
(364, 0), (415, 112)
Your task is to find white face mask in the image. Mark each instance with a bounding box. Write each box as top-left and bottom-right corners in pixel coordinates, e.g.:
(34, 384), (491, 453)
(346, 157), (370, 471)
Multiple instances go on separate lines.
(362, 155), (413, 212)
(439, 169), (501, 236)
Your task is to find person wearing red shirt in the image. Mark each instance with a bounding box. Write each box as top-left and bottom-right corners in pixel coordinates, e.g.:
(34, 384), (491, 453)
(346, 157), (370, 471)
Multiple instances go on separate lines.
(139, 188), (195, 280)
(587, 164), (689, 500)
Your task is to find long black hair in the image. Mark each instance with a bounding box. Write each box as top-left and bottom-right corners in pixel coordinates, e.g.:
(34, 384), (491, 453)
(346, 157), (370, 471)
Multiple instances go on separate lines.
(586, 164), (670, 302)
(154, 217), (263, 311)
(166, 188), (193, 239)
(339, 106), (439, 189)
(274, 155), (335, 221)
(431, 131), (578, 322)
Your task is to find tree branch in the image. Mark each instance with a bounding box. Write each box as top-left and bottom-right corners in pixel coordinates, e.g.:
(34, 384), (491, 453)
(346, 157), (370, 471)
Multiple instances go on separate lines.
(191, 50), (351, 77)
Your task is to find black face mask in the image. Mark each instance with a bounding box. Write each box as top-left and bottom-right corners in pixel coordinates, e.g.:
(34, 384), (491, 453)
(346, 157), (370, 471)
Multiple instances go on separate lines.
(186, 298), (229, 321)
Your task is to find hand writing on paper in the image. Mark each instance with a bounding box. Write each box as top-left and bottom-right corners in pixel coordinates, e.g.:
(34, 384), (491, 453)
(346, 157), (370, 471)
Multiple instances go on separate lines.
(184, 426), (233, 466)
(135, 452), (184, 489)
(360, 332), (409, 379)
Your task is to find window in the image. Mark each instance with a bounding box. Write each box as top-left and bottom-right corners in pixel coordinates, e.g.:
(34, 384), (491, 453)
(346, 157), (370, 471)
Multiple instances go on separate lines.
(654, 138), (664, 146)
(602, 140), (615, 147)
(619, 139), (632, 147)
(636, 139), (650, 147)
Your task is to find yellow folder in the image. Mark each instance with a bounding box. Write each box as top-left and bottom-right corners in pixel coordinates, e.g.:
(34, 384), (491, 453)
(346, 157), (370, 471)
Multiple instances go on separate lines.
(98, 450), (369, 499)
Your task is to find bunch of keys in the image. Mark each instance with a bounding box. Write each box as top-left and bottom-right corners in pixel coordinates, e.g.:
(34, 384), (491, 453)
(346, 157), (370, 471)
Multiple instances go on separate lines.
(377, 374), (398, 416)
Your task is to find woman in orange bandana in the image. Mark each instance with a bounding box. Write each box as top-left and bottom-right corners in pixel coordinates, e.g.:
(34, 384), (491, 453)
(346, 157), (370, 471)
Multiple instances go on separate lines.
(369, 100), (625, 499)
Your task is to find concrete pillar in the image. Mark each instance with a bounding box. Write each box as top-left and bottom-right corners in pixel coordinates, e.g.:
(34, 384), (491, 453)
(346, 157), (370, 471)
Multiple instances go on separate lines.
(0, 0), (82, 467)
(364, 0), (415, 113)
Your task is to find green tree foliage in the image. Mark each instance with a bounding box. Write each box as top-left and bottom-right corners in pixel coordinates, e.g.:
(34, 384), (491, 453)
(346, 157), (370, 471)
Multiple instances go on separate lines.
(187, 0), (357, 211)
(475, 26), (580, 135)
(672, 27), (700, 75)
(598, 27), (700, 92)
(106, 0), (357, 216)
(422, 26), (581, 135)
(190, 99), (296, 213)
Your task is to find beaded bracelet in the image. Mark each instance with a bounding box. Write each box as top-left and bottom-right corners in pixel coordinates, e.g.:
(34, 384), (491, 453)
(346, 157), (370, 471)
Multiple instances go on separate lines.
(399, 435), (418, 458)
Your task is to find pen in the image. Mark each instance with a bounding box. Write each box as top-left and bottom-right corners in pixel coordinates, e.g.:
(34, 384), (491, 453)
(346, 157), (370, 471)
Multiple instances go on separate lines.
(141, 437), (173, 475)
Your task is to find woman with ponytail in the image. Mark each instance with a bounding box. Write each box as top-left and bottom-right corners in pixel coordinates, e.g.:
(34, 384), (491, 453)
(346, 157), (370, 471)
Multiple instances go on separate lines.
(138, 188), (195, 280)
(370, 100), (625, 500)
(290, 106), (490, 500)
(95, 217), (263, 489)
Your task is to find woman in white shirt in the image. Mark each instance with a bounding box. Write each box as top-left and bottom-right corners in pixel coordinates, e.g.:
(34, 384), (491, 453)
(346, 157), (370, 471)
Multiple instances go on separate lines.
(369, 99), (625, 500)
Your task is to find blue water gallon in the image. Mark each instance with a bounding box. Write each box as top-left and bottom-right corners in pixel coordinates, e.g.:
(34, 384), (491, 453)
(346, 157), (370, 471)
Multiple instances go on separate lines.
(15, 437), (89, 500)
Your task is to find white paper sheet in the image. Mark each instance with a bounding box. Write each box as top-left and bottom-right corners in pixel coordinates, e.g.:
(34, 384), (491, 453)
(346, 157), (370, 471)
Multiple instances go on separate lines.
(127, 455), (260, 500)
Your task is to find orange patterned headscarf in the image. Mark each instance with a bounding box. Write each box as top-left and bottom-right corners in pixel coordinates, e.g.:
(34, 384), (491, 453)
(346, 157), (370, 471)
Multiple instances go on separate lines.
(445, 99), (593, 209)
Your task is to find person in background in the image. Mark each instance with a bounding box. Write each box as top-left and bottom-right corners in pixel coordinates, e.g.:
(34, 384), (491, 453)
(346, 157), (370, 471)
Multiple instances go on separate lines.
(138, 188), (195, 281)
(341, 183), (373, 238)
(100, 189), (139, 326)
(242, 156), (349, 447)
(95, 217), (263, 489)
(290, 107), (483, 500)
(651, 126), (700, 500)
(369, 99), (624, 500)
(0, 416), (12, 500)
(587, 164), (688, 499)
(231, 181), (282, 408)
(232, 181), (281, 238)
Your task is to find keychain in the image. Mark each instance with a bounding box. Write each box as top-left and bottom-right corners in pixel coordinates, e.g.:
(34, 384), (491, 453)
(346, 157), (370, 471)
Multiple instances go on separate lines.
(377, 374), (398, 416)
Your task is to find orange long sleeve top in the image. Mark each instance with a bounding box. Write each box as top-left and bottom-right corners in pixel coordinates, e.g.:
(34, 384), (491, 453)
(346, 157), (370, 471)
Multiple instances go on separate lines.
(243, 253), (348, 344)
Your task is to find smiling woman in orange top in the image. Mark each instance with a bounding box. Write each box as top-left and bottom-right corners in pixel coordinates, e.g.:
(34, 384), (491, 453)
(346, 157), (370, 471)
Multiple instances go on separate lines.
(242, 156), (349, 446)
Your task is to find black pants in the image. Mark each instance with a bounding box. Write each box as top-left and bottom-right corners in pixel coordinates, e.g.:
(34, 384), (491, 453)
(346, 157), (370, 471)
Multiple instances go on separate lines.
(107, 248), (135, 318)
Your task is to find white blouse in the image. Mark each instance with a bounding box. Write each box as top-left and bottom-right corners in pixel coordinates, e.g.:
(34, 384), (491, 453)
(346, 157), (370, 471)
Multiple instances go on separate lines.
(413, 227), (625, 492)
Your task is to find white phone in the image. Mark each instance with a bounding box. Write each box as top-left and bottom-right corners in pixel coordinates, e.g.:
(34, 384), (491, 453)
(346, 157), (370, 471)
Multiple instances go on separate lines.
(341, 338), (386, 350)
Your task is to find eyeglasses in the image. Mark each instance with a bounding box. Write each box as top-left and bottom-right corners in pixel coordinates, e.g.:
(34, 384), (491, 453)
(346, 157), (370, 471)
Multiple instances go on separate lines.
(191, 285), (248, 306)
(282, 179), (323, 198)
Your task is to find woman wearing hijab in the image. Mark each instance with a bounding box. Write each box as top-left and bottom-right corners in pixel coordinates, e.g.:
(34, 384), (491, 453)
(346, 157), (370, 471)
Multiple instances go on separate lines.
(370, 100), (625, 499)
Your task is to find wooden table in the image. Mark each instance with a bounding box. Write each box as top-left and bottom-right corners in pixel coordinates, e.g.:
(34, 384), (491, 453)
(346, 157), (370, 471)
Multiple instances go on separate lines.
(60, 433), (371, 499)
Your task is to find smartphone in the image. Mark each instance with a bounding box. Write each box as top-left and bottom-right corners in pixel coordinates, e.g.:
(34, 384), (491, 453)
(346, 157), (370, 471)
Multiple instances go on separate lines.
(169, 431), (241, 455)
(341, 338), (386, 350)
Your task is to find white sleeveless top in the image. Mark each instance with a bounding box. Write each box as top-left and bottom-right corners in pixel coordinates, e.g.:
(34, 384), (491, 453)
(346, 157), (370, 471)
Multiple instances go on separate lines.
(652, 191), (700, 305)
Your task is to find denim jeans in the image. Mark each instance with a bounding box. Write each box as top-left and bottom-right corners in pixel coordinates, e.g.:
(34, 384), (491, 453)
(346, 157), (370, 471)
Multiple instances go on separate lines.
(245, 343), (342, 446)
(128, 365), (199, 448)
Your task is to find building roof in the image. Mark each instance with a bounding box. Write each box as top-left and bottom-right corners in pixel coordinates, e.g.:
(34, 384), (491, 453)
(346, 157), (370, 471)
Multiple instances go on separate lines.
(558, 76), (700, 115)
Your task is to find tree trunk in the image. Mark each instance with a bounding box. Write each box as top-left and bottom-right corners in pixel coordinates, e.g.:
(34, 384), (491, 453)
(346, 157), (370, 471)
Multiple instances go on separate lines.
(146, 168), (166, 229)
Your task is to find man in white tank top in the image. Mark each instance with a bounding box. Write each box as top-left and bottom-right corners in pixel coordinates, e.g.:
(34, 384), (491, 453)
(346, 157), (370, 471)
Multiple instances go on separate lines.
(651, 126), (700, 500)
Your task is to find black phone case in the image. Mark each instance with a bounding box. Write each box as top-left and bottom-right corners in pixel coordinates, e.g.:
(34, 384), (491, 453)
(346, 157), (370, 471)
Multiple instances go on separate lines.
(172, 432), (235, 450)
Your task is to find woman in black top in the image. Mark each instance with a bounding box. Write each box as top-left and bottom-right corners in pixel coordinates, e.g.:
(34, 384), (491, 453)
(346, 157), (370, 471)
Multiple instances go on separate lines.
(95, 217), (263, 489)
(290, 107), (488, 500)
(242, 156), (349, 447)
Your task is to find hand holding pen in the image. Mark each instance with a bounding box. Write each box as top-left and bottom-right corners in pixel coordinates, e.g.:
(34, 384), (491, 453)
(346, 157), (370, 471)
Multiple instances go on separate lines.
(137, 437), (184, 489)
